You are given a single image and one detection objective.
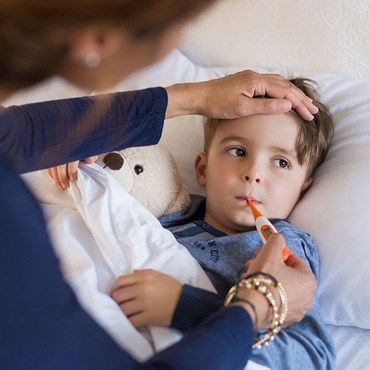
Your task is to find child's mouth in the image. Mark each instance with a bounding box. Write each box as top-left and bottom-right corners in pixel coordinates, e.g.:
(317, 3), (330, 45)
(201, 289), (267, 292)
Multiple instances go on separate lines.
(236, 196), (260, 205)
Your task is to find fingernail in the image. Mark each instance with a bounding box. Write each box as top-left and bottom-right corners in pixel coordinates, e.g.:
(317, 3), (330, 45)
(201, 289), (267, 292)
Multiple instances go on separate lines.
(280, 100), (292, 111)
(58, 185), (63, 191)
(312, 105), (319, 113)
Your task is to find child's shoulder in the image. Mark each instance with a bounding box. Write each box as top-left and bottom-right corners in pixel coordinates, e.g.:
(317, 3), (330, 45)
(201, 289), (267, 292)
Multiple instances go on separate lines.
(159, 194), (205, 228)
(273, 219), (319, 275)
(273, 219), (314, 244)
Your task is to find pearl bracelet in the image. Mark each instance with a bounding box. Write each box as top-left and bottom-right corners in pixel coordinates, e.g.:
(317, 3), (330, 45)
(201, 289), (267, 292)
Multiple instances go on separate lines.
(224, 272), (288, 349)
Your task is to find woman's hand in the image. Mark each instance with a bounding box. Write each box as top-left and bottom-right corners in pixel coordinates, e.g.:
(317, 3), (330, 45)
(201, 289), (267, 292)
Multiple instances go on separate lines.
(46, 156), (98, 190)
(165, 70), (318, 121)
(234, 234), (317, 329)
(111, 269), (183, 328)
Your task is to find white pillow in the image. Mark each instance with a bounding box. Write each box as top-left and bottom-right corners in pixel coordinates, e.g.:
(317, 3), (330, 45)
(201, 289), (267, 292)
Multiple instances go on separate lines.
(289, 76), (370, 329)
(115, 50), (370, 329)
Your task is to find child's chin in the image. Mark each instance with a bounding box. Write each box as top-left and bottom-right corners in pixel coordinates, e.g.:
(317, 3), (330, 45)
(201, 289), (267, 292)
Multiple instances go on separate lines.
(241, 218), (256, 229)
(235, 222), (256, 233)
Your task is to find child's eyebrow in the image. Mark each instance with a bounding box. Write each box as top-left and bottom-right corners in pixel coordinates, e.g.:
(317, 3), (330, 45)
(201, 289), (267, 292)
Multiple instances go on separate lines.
(270, 146), (297, 159)
(219, 135), (247, 144)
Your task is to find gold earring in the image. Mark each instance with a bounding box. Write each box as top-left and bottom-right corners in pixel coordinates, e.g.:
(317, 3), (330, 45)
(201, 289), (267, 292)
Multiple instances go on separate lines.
(85, 51), (101, 68)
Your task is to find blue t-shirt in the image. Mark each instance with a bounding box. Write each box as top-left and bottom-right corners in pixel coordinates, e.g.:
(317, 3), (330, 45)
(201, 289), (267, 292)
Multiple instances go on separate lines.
(161, 195), (336, 370)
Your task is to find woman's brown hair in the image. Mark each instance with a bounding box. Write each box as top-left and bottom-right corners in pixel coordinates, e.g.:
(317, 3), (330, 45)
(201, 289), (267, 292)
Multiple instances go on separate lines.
(0, 0), (216, 88)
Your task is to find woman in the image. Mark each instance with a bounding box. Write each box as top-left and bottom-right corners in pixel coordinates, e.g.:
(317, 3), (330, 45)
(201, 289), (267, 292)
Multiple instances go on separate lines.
(0, 1), (317, 369)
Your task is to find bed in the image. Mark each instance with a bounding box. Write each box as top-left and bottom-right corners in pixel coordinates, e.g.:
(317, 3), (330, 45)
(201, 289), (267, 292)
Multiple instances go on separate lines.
(4, 1), (370, 369)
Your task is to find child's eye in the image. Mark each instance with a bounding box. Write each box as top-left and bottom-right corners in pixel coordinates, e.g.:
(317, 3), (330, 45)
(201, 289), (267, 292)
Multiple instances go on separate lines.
(228, 148), (246, 157)
(274, 158), (291, 169)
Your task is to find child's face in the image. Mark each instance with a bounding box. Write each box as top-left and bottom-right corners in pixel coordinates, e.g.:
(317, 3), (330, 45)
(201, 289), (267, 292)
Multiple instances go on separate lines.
(196, 113), (312, 234)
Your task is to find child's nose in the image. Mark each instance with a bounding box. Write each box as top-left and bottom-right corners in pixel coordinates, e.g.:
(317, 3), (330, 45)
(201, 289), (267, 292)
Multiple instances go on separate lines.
(243, 161), (262, 183)
(245, 174), (261, 183)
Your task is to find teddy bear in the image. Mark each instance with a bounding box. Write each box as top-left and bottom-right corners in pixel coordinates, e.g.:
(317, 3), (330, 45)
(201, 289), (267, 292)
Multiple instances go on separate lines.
(96, 144), (190, 218)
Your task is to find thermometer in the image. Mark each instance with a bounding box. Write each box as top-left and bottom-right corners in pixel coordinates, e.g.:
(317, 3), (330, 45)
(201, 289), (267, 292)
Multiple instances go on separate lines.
(246, 198), (291, 262)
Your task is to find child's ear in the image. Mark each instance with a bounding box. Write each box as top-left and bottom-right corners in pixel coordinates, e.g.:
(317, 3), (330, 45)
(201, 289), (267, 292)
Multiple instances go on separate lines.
(299, 178), (313, 200)
(194, 152), (207, 187)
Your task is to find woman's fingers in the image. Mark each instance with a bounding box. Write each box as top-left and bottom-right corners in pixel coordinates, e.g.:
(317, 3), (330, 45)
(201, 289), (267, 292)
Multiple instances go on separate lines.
(239, 234), (317, 327)
(84, 156), (98, 164)
(45, 156), (97, 190)
(209, 70), (318, 120)
(47, 165), (66, 191)
(66, 161), (80, 182)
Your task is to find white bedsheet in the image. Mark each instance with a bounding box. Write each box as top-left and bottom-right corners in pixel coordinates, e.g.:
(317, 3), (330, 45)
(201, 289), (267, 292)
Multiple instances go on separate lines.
(27, 164), (215, 360)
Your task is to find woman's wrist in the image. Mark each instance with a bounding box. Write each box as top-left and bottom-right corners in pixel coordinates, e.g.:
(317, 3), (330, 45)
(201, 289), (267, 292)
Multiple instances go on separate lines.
(225, 273), (288, 349)
(165, 82), (206, 119)
(228, 289), (270, 330)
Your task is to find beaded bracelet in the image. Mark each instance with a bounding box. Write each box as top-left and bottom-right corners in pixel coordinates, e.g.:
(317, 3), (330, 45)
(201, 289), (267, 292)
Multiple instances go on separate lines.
(224, 272), (288, 349)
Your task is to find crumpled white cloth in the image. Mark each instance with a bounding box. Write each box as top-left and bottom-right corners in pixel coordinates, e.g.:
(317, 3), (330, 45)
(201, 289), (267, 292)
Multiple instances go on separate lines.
(25, 164), (270, 369)
(38, 163), (215, 361)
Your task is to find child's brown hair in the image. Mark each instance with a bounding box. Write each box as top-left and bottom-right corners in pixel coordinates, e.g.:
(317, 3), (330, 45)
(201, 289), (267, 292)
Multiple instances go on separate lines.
(203, 78), (334, 179)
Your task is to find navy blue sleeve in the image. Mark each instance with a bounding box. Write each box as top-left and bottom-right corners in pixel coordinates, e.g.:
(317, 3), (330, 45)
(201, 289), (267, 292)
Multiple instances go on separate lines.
(0, 88), (167, 173)
(171, 284), (224, 331)
(148, 306), (253, 370)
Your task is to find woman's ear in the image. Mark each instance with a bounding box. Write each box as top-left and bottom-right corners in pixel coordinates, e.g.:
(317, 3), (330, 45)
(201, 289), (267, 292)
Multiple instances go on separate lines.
(194, 152), (207, 187)
(299, 177), (313, 200)
(69, 27), (120, 65)
(59, 26), (135, 90)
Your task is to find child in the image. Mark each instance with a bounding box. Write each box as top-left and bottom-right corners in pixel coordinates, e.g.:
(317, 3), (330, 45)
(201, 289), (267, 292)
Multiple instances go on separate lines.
(111, 78), (336, 370)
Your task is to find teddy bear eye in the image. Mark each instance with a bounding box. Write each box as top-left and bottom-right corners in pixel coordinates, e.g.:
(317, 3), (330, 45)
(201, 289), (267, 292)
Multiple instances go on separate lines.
(134, 165), (144, 175)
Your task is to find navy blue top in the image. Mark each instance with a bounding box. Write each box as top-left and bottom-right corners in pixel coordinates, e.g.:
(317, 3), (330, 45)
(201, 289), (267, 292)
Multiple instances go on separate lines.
(0, 88), (253, 370)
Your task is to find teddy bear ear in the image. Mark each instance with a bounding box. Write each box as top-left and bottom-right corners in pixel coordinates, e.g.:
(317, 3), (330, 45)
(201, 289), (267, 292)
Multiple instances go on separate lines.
(103, 152), (124, 170)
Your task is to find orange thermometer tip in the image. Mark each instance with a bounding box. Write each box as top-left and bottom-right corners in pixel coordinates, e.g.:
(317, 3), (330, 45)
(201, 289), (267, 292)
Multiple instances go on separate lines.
(246, 198), (263, 220)
(246, 197), (291, 262)
(282, 248), (291, 262)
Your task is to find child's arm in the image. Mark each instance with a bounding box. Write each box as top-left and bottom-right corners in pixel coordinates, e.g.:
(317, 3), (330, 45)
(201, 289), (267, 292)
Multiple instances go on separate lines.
(111, 269), (224, 330)
(111, 269), (183, 328)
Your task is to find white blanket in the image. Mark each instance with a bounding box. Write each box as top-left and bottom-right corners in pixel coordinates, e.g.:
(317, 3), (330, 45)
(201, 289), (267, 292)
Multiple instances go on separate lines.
(29, 163), (214, 360)
(25, 164), (270, 369)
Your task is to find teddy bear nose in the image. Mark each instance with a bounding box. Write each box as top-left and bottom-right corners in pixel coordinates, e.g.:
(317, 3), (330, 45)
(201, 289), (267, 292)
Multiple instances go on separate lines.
(103, 152), (124, 170)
